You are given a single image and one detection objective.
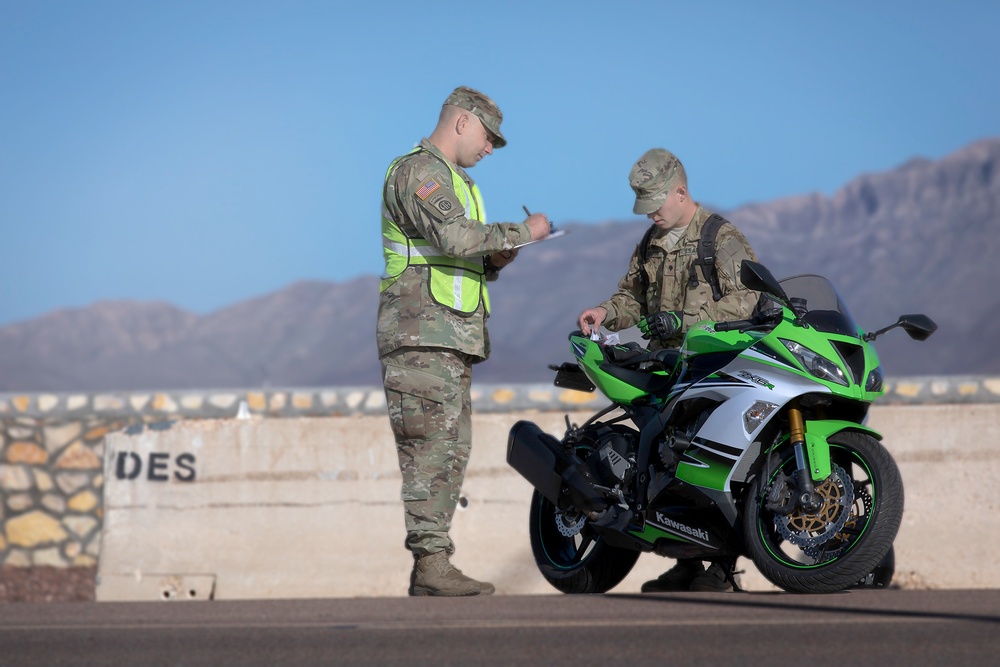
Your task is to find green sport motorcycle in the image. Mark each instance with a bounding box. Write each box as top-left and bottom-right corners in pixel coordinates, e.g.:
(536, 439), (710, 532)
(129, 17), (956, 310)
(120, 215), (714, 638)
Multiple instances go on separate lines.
(506, 261), (936, 594)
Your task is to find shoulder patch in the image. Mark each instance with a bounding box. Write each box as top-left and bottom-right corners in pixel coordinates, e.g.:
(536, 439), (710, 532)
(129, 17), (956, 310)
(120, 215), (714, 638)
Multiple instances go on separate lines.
(415, 178), (441, 200)
(430, 193), (454, 212)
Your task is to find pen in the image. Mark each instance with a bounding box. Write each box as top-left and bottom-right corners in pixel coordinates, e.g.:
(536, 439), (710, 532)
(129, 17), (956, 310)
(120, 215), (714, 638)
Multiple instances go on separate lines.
(523, 204), (556, 232)
(521, 204), (556, 232)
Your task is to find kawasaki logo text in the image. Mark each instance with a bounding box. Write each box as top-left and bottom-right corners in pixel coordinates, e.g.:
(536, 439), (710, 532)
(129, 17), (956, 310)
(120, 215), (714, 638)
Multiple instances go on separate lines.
(655, 512), (710, 542)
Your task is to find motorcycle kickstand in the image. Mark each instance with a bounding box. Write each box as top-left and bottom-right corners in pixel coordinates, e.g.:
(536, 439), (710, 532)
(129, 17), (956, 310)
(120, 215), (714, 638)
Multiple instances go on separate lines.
(723, 559), (744, 593)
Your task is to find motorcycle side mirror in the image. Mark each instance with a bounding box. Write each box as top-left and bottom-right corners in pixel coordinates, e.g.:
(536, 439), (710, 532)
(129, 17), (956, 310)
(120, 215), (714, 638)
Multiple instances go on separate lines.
(740, 260), (792, 306)
(898, 313), (938, 341)
(863, 313), (938, 342)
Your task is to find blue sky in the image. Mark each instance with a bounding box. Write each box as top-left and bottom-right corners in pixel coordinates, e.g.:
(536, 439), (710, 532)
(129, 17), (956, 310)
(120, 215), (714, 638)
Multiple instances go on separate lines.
(2, 0), (998, 326)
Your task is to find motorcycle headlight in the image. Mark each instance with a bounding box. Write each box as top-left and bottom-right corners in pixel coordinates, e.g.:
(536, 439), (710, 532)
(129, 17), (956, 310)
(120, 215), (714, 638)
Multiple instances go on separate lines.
(866, 366), (884, 393)
(780, 339), (849, 386)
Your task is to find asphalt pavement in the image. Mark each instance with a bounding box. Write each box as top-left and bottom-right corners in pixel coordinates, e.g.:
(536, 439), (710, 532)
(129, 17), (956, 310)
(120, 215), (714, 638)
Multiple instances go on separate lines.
(1, 589), (998, 666)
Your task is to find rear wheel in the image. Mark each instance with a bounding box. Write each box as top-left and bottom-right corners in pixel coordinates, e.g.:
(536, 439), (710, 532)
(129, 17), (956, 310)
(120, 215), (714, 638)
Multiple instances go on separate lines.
(529, 491), (640, 594)
(744, 431), (903, 593)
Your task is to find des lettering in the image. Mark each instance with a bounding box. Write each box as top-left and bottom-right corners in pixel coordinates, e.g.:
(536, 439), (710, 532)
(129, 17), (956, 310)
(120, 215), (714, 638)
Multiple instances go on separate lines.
(115, 451), (197, 482)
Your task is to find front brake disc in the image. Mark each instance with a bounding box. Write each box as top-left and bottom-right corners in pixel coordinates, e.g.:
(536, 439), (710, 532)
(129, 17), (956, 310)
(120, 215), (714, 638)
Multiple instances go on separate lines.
(775, 464), (855, 553)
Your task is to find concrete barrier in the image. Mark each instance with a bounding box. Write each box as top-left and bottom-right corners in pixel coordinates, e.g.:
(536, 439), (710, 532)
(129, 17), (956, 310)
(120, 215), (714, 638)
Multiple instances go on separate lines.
(95, 404), (1000, 600)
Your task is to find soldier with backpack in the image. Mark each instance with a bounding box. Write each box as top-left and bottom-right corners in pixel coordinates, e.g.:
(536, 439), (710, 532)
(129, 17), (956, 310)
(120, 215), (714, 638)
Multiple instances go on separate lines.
(577, 147), (761, 592)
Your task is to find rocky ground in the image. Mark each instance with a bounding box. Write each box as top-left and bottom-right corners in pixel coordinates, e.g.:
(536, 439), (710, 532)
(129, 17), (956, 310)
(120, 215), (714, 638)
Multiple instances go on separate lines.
(0, 566), (96, 603)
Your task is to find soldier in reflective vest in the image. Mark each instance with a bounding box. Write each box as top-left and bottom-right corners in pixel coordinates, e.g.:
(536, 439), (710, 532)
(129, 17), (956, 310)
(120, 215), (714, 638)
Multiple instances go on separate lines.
(377, 86), (551, 596)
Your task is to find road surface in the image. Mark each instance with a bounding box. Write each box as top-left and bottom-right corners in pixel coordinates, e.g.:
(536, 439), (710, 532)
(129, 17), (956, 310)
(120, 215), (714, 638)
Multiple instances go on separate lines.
(2, 589), (997, 666)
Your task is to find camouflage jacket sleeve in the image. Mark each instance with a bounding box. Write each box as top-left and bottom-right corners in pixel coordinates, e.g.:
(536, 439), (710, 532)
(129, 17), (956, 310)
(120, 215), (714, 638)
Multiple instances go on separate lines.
(597, 243), (647, 331)
(387, 153), (532, 257)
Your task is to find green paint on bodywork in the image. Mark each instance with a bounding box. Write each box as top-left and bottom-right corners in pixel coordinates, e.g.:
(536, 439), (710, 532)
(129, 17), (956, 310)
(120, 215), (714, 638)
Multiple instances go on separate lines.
(803, 420), (882, 481)
(571, 335), (668, 405)
(675, 446), (736, 490)
(681, 322), (760, 357)
(628, 523), (690, 545)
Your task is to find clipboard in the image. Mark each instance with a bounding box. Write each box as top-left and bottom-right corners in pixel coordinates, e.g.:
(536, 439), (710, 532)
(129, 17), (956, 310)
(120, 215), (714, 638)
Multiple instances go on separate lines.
(514, 228), (568, 249)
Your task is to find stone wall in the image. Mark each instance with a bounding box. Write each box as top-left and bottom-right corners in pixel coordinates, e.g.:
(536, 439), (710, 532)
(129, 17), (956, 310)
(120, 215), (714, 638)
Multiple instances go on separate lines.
(2, 376), (999, 569)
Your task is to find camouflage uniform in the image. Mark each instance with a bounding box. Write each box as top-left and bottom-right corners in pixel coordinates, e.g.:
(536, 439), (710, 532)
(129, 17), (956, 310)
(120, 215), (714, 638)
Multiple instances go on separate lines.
(377, 92), (532, 558)
(377, 138), (532, 362)
(598, 205), (760, 349)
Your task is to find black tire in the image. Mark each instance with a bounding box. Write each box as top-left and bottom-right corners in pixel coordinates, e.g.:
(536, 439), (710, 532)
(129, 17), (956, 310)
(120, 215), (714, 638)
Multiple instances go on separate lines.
(743, 430), (903, 594)
(529, 490), (640, 594)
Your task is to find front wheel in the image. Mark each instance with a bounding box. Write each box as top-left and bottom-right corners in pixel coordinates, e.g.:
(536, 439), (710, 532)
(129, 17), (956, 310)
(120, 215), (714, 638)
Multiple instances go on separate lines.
(850, 545), (895, 589)
(744, 430), (903, 593)
(529, 491), (640, 594)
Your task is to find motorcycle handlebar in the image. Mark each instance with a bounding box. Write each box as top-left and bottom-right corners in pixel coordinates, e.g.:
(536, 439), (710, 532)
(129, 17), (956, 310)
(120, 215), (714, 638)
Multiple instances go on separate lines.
(714, 319), (754, 332)
(715, 308), (785, 333)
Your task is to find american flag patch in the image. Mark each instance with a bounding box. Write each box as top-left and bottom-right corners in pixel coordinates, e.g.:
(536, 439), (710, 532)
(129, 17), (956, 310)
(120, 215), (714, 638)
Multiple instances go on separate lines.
(415, 178), (441, 200)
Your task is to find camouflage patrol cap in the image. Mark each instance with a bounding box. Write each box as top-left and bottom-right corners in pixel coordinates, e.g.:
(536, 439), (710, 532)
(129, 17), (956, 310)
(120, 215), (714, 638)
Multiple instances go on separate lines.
(629, 148), (685, 214)
(444, 86), (507, 148)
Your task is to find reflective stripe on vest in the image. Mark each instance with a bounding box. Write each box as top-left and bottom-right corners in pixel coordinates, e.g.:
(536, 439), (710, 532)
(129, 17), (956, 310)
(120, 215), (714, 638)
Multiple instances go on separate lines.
(379, 149), (491, 315)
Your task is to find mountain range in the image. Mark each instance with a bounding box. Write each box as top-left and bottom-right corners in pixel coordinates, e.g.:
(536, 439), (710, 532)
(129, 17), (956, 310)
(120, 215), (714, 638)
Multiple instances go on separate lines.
(2, 138), (998, 392)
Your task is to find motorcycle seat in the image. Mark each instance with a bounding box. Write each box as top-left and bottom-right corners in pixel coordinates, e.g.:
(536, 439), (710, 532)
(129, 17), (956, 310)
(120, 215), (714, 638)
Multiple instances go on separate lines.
(599, 348), (680, 395)
(606, 345), (679, 373)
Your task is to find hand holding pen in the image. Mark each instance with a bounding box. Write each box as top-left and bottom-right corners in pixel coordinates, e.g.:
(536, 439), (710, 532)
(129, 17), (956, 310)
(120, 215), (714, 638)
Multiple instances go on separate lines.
(522, 205), (552, 241)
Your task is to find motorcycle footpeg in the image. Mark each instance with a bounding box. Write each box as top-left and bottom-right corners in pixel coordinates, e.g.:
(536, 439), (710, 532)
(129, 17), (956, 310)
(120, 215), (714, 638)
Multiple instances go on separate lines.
(589, 504), (635, 531)
(561, 464), (611, 514)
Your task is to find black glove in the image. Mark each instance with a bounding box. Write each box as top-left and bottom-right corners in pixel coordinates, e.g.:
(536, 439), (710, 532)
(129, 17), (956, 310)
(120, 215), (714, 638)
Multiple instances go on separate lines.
(638, 311), (683, 341)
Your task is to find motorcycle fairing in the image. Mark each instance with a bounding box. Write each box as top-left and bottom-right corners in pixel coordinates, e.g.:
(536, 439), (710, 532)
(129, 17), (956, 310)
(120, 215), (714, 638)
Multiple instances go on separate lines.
(671, 358), (830, 489)
(800, 419), (882, 482)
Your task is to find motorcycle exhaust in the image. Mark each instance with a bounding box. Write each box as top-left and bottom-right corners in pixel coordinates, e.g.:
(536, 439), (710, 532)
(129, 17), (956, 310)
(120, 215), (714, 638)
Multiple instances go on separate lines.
(506, 420), (609, 514)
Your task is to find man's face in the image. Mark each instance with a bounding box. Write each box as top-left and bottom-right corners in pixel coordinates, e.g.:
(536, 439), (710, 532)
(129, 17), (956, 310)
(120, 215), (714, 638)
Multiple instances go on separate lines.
(456, 113), (495, 168)
(648, 185), (687, 229)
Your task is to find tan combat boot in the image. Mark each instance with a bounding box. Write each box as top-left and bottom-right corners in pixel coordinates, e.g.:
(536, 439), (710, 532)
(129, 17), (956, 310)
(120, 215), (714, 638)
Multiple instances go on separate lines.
(409, 552), (496, 597)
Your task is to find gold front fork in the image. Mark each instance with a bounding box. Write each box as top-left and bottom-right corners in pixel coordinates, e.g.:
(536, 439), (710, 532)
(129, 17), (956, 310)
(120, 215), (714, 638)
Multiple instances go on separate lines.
(787, 400), (819, 511)
(788, 404), (806, 449)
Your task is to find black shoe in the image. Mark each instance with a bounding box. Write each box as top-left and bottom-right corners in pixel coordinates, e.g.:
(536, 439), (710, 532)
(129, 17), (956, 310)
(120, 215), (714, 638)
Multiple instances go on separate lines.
(641, 560), (704, 593)
(688, 562), (736, 592)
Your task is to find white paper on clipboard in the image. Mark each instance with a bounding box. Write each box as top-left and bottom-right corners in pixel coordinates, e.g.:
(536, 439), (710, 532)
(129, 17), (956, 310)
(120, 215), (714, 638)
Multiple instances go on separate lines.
(514, 229), (569, 249)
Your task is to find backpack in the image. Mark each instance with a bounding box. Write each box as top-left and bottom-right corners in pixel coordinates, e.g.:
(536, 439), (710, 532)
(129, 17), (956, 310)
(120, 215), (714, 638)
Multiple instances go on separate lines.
(637, 213), (729, 304)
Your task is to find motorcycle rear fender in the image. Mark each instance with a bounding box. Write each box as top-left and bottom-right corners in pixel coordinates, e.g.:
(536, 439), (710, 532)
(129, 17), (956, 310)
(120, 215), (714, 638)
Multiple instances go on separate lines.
(802, 420), (882, 482)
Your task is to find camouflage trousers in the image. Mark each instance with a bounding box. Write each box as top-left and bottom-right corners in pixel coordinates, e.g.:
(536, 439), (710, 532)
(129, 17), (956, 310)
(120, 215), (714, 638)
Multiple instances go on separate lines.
(381, 347), (473, 557)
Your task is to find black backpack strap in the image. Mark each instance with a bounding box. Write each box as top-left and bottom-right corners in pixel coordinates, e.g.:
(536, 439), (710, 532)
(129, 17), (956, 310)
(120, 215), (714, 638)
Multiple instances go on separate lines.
(687, 213), (728, 302)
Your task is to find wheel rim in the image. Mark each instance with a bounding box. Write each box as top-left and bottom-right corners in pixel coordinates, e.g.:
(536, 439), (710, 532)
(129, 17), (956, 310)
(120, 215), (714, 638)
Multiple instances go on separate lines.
(534, 495), (601, 571)
(755, 443), (877, 568)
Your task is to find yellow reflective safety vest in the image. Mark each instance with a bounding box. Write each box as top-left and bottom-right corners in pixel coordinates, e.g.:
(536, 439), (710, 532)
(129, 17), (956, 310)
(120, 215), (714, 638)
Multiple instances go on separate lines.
(380, 149), (491, 315)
